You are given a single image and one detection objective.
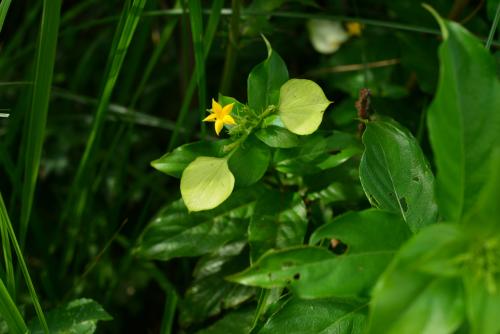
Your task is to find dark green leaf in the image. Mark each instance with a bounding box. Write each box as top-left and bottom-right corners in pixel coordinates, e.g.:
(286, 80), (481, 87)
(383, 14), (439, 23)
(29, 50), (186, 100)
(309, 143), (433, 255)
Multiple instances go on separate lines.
(255, 126), (299, 148)
(260, 298), (366, 334)
(310, 209), (411, 252)
(180, 242), (255, 326)
(247, 36), (288, 113)
(368, 224), (467, 334)
(359, 119), (437, 232)
(248, 190), (307, 261)
(28, 299), (112, 334)
(274, 132), (360, 175)
(151, 140), (229, 178)
(135, 186), (264, 261)
(426, 16), (500, 222)
(229, 135), (271, 187)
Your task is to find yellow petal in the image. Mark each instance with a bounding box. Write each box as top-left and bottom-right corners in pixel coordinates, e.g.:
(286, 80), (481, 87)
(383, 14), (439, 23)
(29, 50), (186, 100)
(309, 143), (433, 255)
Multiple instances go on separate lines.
(212, 99), (222, 116)
(223, 114), (236, 125)
(346, 22), (362, 36)
(215, 119), (224, 135)
(221, 103), (234, 117)
(203, 113), (217, 122)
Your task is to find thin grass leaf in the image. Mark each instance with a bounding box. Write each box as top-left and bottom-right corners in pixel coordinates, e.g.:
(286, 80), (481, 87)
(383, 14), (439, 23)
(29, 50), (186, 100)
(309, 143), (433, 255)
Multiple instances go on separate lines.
(168, 0), (224, 150)
(19, 0), (62, 247)
(0, 278), (27, 334)
(61, 0), (146, 267)
(0, 0), (12, 33)
(486, 3), (500, 50)
(188, 0), (206, 135)
(0, 193), (48, 333)
(0, 205), (14, 296)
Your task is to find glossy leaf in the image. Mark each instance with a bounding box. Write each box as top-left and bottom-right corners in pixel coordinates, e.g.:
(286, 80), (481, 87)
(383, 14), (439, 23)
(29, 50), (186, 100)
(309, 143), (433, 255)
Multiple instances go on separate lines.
(260, 298), (367, 334)
(247, 36), (288, 114)
(231, 209), (408, 299)
(368, 224), (467, 334)
(181, 156), (235, 211)
(359, 119), (437, 232)
(426, 15), (500, 222)
(278, 79), (331, 135)
(228, 135), (271, 187)
(180, 242), (255, 326)
(255, 126), (299, 148)
(135, 186), (263, 261)
(28, 298), (112, 334)
(310, 209), (411, 252)
(248, 190), (307, 261)
(151, 140), (229, 178)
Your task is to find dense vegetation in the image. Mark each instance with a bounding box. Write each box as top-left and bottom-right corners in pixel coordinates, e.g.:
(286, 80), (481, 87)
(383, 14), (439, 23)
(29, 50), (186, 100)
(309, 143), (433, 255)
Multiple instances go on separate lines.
(0, 0), (499, 333)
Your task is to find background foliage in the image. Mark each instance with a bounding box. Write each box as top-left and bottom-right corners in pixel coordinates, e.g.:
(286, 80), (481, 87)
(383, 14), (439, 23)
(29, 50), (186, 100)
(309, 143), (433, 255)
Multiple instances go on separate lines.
(0, 0), (499, 333)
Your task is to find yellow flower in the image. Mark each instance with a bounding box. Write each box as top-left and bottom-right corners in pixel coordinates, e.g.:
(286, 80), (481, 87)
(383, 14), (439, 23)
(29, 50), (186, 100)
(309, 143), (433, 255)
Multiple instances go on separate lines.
(203, 99), (236, 135)
(346, 22), (363, 36)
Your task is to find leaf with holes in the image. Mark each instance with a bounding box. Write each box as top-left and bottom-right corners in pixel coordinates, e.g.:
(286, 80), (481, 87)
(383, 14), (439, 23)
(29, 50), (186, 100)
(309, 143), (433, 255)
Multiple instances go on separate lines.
(359, 118), (438, 232)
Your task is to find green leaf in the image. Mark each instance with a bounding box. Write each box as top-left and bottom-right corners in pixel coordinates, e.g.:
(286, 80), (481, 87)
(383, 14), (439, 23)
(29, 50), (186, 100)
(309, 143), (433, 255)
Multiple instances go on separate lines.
(259, 298), (367, 334)
(228, 135), (271, 187)
(367, 224), (467, 334)
(152, 140), (229, 178)
(309, 209), (411, 252)
(248, 190), (307, 261)
(180, 242), (255, 326)
(274, 132), (360, 175)
(278, 79), (331, 135)
(247, 36), (289, 113)
(28, 298), (112, 334)
(359, 119), (438, 232)
(196, 307), (254, 334)
(426, 15), (500, 222)
(230, 210), (408, 299)
(255, 126), (300, 148)
(135, 186), (263, 261)
(463, 275), (500, 334)
(0, 279), (27, 334)
(181, 156), (235, 211)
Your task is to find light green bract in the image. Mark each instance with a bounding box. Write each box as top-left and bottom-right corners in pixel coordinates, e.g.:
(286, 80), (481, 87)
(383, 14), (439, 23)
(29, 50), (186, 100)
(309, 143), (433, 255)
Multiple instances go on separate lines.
(181, 156), (235, 212)
(278, 79), (331, 135)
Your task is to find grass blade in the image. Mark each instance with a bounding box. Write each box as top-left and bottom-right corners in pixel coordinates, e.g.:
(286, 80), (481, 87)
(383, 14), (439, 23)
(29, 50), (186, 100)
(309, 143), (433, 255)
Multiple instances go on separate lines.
(486, 2), (500, 50)
(0, 278), (27, 334)
(62, 0), (147, 267)
(188, 0), (206, 135)
(19, 0), (62, 247)
(0, 193), (48, 333)
(0, 205), (14, 296)
(0, 0), (12, 33)
(168, 0), (224, 150)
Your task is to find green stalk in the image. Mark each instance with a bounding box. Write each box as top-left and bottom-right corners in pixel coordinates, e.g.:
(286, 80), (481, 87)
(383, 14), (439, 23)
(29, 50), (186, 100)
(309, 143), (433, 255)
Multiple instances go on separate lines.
(220, 0), (241, 95)
(188, 0), (207, 135)
(0, 193), (48, 333)
(61, 0), (146, 268)
(0, 200), (15, 297)
(19, 0), (62, 248)
(167, 0), (224, 150)
(486, 3), (500, 50)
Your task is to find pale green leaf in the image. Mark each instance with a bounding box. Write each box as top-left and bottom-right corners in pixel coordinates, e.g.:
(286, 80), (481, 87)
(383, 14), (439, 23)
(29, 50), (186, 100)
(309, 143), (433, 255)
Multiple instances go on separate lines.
(279, 79), (331, 135)
(181, 156), (235, 211)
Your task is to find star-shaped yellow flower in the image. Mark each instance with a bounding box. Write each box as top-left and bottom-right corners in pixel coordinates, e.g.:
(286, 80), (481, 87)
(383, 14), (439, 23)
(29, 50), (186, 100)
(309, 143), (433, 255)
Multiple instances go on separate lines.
(203, 99), (236, 135)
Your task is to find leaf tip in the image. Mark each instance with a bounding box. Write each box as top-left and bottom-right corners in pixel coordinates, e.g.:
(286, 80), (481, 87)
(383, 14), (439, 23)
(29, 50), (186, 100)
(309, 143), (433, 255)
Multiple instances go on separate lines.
(422, 3), (448, 39)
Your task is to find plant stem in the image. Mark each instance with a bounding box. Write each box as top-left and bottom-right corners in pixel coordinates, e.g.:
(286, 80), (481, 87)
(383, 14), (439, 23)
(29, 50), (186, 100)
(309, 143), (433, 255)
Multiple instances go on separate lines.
(486, 2), (500, 50)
